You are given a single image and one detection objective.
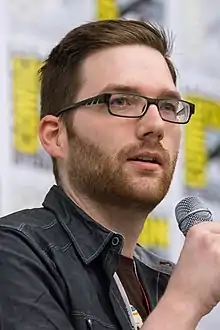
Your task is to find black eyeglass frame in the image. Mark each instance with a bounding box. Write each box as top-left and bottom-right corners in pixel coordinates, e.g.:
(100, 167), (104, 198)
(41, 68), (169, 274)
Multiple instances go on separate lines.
(55, 92), (195, 124)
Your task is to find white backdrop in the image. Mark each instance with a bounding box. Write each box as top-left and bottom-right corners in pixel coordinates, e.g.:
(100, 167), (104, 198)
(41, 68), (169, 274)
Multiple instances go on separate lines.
(0, 0), (219, 328)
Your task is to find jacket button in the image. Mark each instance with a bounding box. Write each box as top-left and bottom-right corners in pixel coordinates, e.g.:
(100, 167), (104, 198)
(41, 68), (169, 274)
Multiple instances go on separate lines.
(111, 236), (120, 246)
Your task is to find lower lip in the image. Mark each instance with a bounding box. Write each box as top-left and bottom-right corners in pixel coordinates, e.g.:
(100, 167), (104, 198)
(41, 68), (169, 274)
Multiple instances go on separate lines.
(129, 160), (161, 170)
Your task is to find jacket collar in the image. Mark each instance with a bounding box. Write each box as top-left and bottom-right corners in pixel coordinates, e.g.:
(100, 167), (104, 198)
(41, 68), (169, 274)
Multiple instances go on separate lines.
(43, 185), (174, 275)
(42, 185), (124, 264)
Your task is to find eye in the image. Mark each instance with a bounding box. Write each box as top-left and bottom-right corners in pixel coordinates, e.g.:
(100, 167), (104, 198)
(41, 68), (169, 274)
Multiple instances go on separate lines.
(110, 95), (132, 107)
(109, 94), (145, 116)
(160, 100), (178, 112)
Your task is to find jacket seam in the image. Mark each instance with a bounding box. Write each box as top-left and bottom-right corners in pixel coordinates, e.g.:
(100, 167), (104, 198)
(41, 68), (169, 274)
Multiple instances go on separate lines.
(41, 219), (57, 229)
(0, 225), (59, 273)
(56, 210), (114, 264)
(134, 252), (174, 276)
(42, 241), (72, 253)
(156, 271), (160, 304)
(71, 311), (117, 328)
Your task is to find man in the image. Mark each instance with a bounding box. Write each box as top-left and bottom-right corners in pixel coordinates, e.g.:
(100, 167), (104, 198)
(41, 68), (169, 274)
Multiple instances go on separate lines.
(0, 19), (220, 330)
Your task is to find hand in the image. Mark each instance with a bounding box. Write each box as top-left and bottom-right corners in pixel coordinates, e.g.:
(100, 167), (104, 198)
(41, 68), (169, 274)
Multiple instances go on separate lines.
(164, 222), (220, 319)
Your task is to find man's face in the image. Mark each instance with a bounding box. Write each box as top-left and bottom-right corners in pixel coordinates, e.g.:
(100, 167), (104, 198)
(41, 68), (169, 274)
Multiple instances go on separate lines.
(64, 45), (181, 211)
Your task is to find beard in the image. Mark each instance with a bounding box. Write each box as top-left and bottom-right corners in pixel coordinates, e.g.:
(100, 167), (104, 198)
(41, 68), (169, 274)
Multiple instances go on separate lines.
(66, 129), (178, 213)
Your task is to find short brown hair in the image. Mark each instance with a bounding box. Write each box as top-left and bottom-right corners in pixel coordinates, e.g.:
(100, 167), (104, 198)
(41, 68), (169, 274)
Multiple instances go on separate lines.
(39, 19), (177, 183)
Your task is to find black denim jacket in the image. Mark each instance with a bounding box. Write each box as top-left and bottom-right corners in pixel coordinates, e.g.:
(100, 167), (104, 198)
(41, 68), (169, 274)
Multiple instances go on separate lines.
(0, 185), (174, 330)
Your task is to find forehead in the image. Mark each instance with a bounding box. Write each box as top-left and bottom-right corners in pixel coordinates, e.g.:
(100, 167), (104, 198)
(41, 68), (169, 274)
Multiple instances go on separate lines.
(77, 44), (177, 100)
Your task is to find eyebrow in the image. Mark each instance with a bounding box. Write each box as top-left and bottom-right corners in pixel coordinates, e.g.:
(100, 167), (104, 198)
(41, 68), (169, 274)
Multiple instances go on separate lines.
(99, 84), (181, 100)
(158, 89), (181, 100)
(100, 84), (140, 94)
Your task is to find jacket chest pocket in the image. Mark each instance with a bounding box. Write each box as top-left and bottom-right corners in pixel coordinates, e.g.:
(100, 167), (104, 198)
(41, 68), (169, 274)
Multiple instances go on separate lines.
(71, 312), (119, 330)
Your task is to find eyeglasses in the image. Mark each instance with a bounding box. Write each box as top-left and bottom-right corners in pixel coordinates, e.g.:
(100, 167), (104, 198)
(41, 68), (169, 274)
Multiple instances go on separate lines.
(56, 92), (195, 124)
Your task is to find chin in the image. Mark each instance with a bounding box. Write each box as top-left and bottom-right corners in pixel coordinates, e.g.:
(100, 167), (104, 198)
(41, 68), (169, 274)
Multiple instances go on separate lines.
(123, 187), (167, 210)
(130, 180), (170, 204)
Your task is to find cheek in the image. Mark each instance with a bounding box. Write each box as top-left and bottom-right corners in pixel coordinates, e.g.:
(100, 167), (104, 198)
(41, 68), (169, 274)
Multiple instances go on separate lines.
(163, 126), (181, 154)
(75, 112), (129, 155)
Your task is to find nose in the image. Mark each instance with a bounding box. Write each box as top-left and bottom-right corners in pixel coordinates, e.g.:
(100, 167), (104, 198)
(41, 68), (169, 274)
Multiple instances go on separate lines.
(135, 104), (165, 142)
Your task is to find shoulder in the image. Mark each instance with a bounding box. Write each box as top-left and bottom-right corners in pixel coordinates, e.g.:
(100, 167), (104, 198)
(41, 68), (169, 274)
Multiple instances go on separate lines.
(134, 243), (175, 276)
(0, 207), (63, 262)
(134, 244), (175, 304)
(0, 207), (55, 231)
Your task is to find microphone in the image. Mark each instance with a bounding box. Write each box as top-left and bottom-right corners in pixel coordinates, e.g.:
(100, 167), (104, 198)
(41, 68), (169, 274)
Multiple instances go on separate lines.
(175, 196), (213, 236)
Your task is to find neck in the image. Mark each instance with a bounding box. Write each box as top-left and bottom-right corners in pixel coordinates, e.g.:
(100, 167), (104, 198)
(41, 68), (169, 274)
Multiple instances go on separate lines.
(63, 185), (150, 258)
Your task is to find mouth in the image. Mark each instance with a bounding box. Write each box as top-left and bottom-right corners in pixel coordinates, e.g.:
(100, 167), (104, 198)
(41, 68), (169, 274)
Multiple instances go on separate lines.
(128, 152), (163, 166)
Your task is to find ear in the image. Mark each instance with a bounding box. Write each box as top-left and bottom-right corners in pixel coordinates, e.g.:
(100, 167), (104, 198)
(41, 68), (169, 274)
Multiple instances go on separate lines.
(38, 115), (66, 158)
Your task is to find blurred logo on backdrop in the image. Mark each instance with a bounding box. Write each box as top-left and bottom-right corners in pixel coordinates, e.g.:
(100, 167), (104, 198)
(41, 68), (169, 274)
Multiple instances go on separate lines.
(184, 93), (220, 204)
(138, 215), (169, 258)
(97, 0), (164, 22)
(11, 55), (51, 170)
(97, 0), (119, 19)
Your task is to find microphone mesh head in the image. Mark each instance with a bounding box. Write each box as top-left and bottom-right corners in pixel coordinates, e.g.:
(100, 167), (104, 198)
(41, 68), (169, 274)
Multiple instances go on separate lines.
(175, 196), (213, 236)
